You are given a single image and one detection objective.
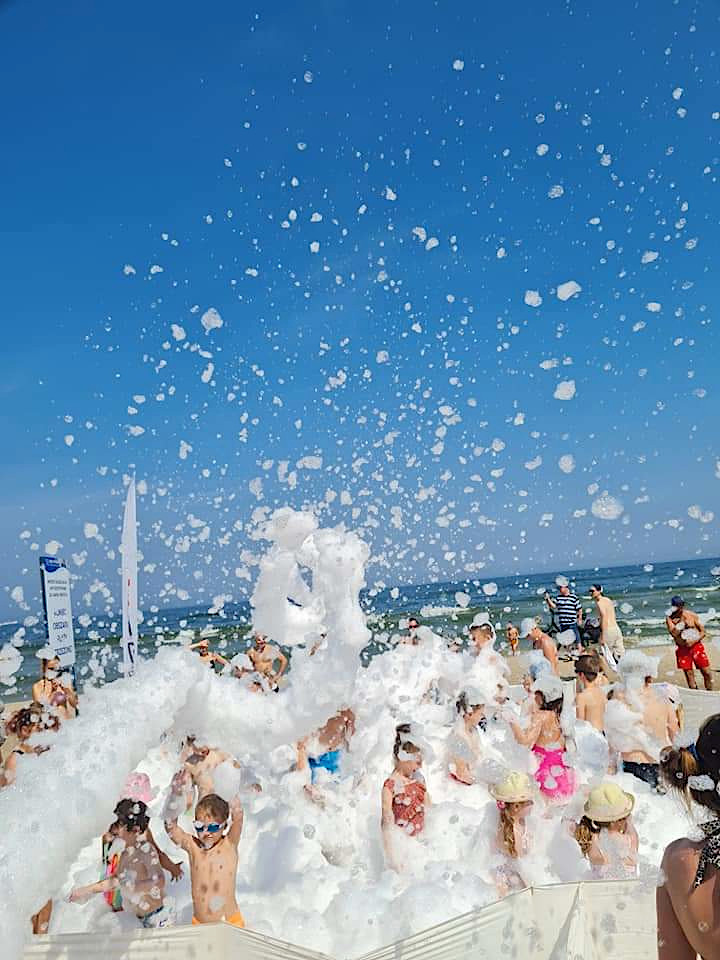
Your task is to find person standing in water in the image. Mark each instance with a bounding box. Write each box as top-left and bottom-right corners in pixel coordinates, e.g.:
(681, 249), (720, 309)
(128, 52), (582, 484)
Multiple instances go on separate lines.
(657, 714), (720, 959)
(665, 596), (713, 691)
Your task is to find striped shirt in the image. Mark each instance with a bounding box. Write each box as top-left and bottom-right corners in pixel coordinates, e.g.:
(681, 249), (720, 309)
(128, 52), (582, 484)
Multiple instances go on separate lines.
(554, 592), (581, 627)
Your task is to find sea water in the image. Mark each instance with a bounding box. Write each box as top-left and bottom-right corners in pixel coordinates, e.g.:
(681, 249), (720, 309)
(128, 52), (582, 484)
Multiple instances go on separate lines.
(2, 555), (718, 704)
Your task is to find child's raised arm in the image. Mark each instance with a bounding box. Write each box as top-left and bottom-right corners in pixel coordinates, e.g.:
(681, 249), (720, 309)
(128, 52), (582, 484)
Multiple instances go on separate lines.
(163, 770), (193, 851)
(228, 795), (244, 847)
(147, 826), (183, 881)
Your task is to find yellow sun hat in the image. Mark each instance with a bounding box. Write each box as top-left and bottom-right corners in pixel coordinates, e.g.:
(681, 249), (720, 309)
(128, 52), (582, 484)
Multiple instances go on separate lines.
(489, 771), (534, 804)
(583, 782), (635, 823)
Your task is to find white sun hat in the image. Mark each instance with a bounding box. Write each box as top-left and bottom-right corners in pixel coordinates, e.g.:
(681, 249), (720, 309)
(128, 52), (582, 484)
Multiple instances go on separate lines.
(583, 782), (635, 823)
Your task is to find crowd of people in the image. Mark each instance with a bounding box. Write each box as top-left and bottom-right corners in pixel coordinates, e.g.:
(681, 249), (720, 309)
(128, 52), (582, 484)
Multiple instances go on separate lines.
(0, 587), (717, 957)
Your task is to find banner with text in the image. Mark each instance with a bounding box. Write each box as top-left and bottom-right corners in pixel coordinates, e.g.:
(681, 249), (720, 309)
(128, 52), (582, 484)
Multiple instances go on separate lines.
(39, 555), (76, 668)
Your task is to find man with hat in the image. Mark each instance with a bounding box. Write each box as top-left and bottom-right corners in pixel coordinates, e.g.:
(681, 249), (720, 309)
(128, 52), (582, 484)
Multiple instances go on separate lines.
(665, 596), (712, 691)
(519, 618), (559, 675)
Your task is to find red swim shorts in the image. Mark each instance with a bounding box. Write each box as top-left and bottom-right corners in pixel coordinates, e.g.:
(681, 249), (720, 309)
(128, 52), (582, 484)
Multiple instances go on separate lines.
(676, 641), (710, 672)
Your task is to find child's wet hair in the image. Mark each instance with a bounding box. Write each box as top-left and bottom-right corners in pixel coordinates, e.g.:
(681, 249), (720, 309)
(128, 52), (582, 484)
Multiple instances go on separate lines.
(114, 798), (150, 833)
(196, 792), (230, 822)
(660, 713), (720, 813)
(393, 723), (420, 759)
(7, 701), (59, 735)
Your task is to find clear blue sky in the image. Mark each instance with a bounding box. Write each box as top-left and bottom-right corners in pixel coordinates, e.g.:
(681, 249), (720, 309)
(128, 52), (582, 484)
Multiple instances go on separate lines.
(1, 0), (719, 619)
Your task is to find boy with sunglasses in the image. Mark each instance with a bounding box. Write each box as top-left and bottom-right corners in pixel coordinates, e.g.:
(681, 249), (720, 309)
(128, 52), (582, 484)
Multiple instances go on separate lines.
(164, 770), (245, 927)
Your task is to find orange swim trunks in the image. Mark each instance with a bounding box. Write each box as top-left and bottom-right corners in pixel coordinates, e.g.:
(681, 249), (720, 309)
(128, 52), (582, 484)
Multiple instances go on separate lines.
(676, 641), (710, 672)
(192, 912), (245, 928)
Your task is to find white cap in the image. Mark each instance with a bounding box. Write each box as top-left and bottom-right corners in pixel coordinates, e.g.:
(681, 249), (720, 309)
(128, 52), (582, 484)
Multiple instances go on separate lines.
(35, 646), (56, 661)
(519, 617), (537, 639)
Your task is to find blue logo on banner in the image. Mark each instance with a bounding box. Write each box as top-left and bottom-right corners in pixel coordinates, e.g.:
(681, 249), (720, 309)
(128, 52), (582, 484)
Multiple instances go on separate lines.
(40, 556), (63, 573)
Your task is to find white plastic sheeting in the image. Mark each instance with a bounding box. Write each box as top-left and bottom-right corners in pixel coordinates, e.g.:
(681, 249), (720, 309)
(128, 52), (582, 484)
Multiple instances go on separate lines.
(23, 880), (657, 960)
(678, 688), (720, 733)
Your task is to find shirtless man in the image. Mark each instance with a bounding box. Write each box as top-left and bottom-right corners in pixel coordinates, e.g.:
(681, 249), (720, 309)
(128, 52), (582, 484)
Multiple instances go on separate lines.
(520, 619), (559, 675)
(69, 799), (174, 928)
(575, 655), (607, 732)
(247, 633), (288, 690)
(665, 596), (713, 691)
(589, 585), (625, 662)
(165, 773), (245, 927)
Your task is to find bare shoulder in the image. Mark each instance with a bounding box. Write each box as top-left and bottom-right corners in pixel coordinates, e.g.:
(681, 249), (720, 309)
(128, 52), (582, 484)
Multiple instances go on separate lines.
(662, 837), (701, 871)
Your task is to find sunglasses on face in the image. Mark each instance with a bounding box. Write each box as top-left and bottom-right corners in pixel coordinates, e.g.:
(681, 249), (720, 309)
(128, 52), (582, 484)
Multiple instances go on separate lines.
(193, 821), (225, 834)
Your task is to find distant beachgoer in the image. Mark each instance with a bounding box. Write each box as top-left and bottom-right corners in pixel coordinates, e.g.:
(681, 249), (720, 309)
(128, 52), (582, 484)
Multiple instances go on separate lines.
(509, 674), (576, 803)
(189, 638), (230, 673)
(506, 623), (519, 656)
(165, 772), (245, 926)
(70, 799), (175, 928)
(575, 654), (607, 733)
(657, 714), (720, 959)
(382, 724), (429, 870)
(605, 651), (679, 791)
(400, 616), (421, 646)
(589, 585), (626, 662)
(545, 583), (583, 644)
(296, 708), (355, 787)
(666, 596), (713, 691)
(448, 689), (488, 785)
(247, 633), (288, 690)
(574, 783), (638, 879)
(520, 618), (559, 675)
(32, 648), (78, 721)
(489, 771), (535, 896)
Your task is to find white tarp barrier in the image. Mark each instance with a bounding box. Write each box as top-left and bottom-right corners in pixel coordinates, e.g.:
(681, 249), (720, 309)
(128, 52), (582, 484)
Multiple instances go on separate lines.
(351, 879), (656, 960)
(678, 688), (720, 733)
(23, 921), (335, 960)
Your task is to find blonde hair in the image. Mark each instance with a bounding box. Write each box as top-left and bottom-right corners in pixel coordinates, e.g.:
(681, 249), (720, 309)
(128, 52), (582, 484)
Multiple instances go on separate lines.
(498, 802), (528, 858)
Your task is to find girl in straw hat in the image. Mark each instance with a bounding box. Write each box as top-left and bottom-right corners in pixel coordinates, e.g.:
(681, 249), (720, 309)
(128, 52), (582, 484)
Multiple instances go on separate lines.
(489, 771), (535, 895)
(574, 782), (638, 879)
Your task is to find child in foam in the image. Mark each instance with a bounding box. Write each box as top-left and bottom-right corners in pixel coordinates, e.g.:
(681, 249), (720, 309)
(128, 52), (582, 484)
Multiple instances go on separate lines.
(574, 783), (638, 879)
(448, 689), (488, 785)
(296, 708), (355, 787)
(2, 702), (61, 935)
(69, 799), (175, 929)
(382, 724), (430, 870)
(101, 775), (183, 912)
(489, 771), (535, 896)
(164, 771), (245, 927)
(32, 646), (78, 721)
(509, 674), (576, 804)
(657, 714), (720, 959)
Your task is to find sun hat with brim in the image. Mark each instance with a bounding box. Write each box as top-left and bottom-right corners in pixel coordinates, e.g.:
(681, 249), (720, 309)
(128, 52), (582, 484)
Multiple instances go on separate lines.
(123, 772), (156, 806)
(490, 771), (534, 804)
(583, 782), (635, 823)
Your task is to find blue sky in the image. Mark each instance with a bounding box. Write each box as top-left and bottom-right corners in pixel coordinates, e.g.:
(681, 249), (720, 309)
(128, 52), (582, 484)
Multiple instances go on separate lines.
(1, 0), (719, 618)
